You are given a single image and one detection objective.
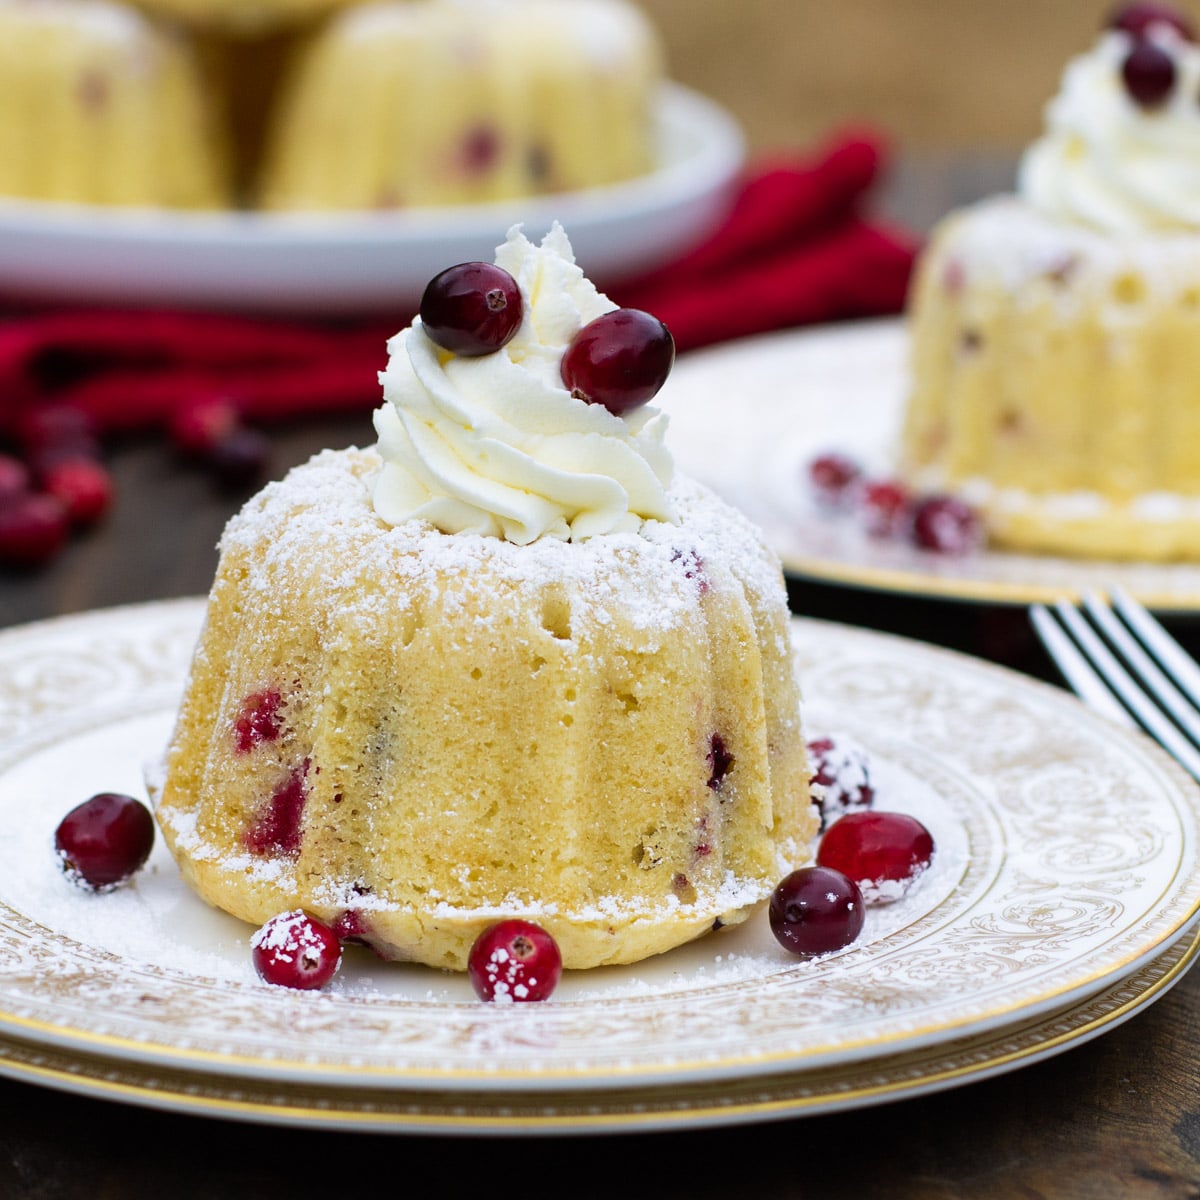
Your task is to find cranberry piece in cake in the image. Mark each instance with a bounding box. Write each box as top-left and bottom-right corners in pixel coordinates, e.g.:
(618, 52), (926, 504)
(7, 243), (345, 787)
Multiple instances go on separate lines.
(420, 262), (523, 357)
(234, 689), (285, 753)
(468, 919), (562, 1002)
(251, 910), (342, 990)
(55, 792), (155, 891)
(706, 733), (735, 793)
(769, 866), (865, 957)
(244, 762), (308, 856)
(561, 309), (675, 415)
(1121, 38), (1177, 107)
(817, 810), (935, 904)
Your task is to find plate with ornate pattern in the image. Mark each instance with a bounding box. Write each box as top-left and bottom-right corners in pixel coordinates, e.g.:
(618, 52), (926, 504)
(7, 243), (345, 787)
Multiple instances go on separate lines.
(0, 598), (1198, 1097)
(0, 923), (1193, 1134)
(663, 319), (1200, 611)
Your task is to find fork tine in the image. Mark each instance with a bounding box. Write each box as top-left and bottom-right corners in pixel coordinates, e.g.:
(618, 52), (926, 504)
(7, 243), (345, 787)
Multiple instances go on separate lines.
(1109, 585), (1200, 708)
(1029, 604), (1138, 729)
(1031, 595), (1200, 782)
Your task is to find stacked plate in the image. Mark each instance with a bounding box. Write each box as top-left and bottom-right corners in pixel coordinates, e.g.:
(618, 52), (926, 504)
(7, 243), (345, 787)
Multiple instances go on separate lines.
(1, 599), (1197, 1134)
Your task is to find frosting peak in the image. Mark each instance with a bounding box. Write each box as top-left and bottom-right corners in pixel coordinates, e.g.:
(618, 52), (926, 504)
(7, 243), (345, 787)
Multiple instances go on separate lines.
(371, 223), (676, 544)
(1017, 24), (1200, 233)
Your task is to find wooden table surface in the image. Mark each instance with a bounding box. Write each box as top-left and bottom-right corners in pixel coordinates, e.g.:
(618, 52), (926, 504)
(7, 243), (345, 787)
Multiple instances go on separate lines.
(1, 157), (1199, 1200)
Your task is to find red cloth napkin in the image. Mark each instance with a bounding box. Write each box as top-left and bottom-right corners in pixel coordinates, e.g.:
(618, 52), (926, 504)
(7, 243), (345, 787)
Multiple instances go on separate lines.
(0, 129), (917, 444)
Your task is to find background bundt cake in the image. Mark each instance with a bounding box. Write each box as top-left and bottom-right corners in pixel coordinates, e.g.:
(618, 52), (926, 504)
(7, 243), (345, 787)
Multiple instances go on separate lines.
(150, 225), (814, 972)
(254, 0), (664, 211)
(901, 4), (1200, 561)
(0, 0), (230, 209)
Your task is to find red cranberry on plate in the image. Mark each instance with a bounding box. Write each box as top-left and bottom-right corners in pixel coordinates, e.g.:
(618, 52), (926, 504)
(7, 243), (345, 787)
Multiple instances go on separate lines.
(911, 494), (985, 555)
(54, 792), (155, 892)
(807, 452), (863, 511)
(0, 492), (70, 568)
(817, 810), (936, 904)
(468, 919), (562, 1002)
(561, 309), (675, 415)
(41, 458), (114, 528)
(251, 910), (342, 990)
(420, 262), (523, 357)
(769, 865), (865, 957)
(859, 479), (914, 540)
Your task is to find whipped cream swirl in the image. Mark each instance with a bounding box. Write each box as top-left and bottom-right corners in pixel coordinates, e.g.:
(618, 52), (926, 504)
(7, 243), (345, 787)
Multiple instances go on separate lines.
(371, 223), (676, 544)
(1018, 26), (1200, 233)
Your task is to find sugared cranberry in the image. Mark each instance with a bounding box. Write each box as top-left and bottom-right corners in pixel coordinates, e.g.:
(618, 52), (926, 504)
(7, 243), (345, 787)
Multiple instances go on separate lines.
(250, 910), (342, 990)
(234, 689), (284, 753)
(467, 919), (562, 1003)
(911, 494), (984, 555)
(244, 763), (308, 857)
(807, 735), (875, 832)
(1109, 2), (1195, 40)
(54, 792), (155, 891)
(859, 479), (913, 539)
(0, 492), (69, 568)
(209, 427), (271, 491)
(420, 262), (523, 357)
(769, 865), (865, 957)
(170, 398), (239, 458)
(816, 810), (935, 904)
(41, 458), (113, 528)
(707, 733), (734, 793)
(560, 309), (675, 415)
(0, 455), (30, 500)
(807, 452), (863, 511)
(1121, 39), (1177, 106)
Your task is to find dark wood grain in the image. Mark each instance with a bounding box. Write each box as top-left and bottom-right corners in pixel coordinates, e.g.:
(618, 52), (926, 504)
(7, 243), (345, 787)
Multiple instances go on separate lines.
(1, 157), (1199, 1199)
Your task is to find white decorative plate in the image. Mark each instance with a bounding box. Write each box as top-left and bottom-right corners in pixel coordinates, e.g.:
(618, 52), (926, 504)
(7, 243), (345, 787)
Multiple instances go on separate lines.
(0, 83), (743, 316)
(663, 319), (1200, 611)
(0, 925), (1193, 1134)
(1, 599), (1197, 1100)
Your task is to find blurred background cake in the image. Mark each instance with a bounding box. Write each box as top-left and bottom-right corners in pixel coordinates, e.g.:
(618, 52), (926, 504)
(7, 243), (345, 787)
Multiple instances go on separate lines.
(901, 3), (1200, 561)
(0, 0), (230, 209)
(255, 0), (663, 211)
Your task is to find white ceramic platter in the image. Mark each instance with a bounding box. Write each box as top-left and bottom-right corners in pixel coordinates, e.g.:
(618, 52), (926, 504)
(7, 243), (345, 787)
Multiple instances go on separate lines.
(1, 599), (1197, 1098)
(0, 83), (743, 316)
(663, 318), (1200, 610)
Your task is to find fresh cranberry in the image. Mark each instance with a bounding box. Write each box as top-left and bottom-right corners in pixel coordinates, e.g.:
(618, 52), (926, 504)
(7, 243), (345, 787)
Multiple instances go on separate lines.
(859, 479), (913, 539)
(706, 733), (734, 793)
(807, 453), (863, 510)
(817, 810), (935, 904)
(560, 309), (675, 415)
(208, 427), (271, 491)
(769, 866), (865, 957)
(807, 735), (875, 832)
(1121, 39), (1177, 106)
(234, 689), (284, 753)
(0, 455), (30, 500)
(468, 919), (562, 1002)
(1109, 2), (1194, 40)
(911, 494), (984, 555)
(16, 406), (100, 462)
(170, 398), (239, 458)
(250, 910), (342, 990)
(420, 262), (523, 357)
(54, 792), (155, 891)
(41, 458), (113, 528)
(244, 763), (307, 857)
(0, 492), (69, 568)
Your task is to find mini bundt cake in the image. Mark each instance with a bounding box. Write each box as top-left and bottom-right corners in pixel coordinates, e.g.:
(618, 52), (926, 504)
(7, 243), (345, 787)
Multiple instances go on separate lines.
(254, 0), (664, 211)
(151, 224), (815, 972)
(901, 4), (1200, 561)
(0, 0), (230, 209)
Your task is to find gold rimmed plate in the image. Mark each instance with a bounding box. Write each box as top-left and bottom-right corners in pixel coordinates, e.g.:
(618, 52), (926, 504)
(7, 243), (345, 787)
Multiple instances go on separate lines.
(664, 319), (1200, 611)
(0, 599), (1197, 1100)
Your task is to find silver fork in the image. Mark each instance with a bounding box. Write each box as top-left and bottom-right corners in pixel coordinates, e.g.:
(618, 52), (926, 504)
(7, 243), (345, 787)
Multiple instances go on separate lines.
(1030, 587), (1200, 782)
